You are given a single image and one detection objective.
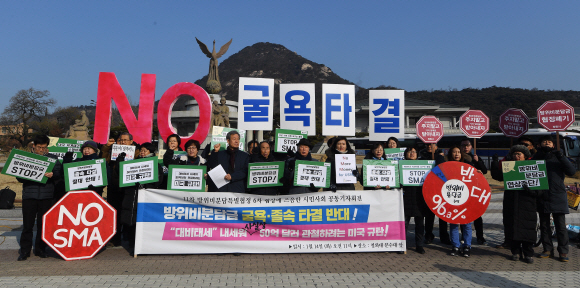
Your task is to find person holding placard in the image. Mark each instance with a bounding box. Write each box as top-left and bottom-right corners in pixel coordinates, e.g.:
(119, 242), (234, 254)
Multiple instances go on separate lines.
(17, 135), (62, 261)
(401, 146), (429, 254)
(490, 145), (540, 264)
(420, 143), (449, 245)
(460, 138), (487, 245)
(168, 139), (207, 166)
(207, 130), (249, 193)
(319, 137), (336, 163)
(359, 142), (389, 190)
(247, 140), (259, 155)
(283, 138), (319, 194)
(249, 141), (279, 195)
(63, 140), (109, 197)
(121, 142), (164, 255)
(162, 134), (183, 167)
(325, 137), (357, 191)
(386, 137), (399, 149)
(532, 135), (576, 262)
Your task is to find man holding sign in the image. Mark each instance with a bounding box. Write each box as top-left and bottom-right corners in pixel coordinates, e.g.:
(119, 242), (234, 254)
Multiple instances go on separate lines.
(17, 135), (62, 261)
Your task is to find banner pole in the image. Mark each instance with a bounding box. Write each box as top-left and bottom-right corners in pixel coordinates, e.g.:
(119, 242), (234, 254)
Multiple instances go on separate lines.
(473, 139), (477, 155)
(556, 131), (560, 151)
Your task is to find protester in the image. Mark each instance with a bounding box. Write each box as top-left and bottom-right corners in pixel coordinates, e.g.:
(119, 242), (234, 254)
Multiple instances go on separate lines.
(460, 138), (487, 245)
(17, 135), (63, 261)
(533, 135), (576, 262)
(446, 145), (476, 257)
(491, 145), (539, 264)
(283, 138), (319, 194)
(64, 140), (109, 197)
(249, 141), (279, 195)
(167, 139), (206, 166)
(247, 140), (259, 155)
(326, 136), (357, 191)
(359, 142), (389, 190)
(120, 142), (164, 255)
(162, 134), (183, 167)
(402, 146), (429, 254)
(420, 143), (449, 245)
(319, 137), (336, 163)
(386, 137), (399, 148)
(207, 130), (249, 193)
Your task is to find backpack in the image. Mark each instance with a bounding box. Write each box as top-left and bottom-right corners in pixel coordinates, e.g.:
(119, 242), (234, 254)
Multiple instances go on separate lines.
(0, 186), (16, 209)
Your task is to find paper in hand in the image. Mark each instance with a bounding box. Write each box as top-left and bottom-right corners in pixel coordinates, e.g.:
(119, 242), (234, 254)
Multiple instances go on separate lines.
(208, 164), (230, 189)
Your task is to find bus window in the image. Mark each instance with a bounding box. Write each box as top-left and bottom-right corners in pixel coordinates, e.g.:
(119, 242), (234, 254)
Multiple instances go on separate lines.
(565, 136), (580, 157)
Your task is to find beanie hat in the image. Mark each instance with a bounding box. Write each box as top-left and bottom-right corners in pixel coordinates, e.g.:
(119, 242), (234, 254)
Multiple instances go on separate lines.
(296, 138), (313, 149)
(140, 142), (157, 154)
(510, 144), (531, 159)
(538, 135), (555, 144)
(81, 141), (99, 153)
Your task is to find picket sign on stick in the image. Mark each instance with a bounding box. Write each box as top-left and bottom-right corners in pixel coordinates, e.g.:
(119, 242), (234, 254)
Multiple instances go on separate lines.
(415, 116), (444, 160)
(537, 100), (575, 152)
(459, 110), (489, 156)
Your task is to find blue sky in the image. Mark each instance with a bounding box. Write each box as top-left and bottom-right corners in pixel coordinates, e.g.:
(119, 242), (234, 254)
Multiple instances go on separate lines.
(1, 1), (579, 111)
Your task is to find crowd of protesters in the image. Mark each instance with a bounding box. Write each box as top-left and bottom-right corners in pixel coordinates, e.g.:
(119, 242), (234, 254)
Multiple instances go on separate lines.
(16, 131), (578, 263)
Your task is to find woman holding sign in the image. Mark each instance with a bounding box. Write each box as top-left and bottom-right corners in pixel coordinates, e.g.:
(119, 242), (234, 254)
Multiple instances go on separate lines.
(326, 137), (357, 191)
(359, 142), (389, 190)
(63, 140), (109, 197)
(402, 147), (429, 254)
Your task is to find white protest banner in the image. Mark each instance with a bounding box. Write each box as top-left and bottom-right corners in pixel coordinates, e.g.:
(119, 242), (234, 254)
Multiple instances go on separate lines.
(134, 189), (406, 255)
(247, 162), (285, 188)
(167, 165), (207, 192)
(280, 83), (316, 135)
(238, 77), (274, 131)
(211, 126), (246, 152)
(398, 160), (435, 186)
(294, 160), (331, 188)
(362, 159), (399, 188)
(63, 159), (108, 191)
(383, 148), (406, 160)
(334, 154), (357, 184)
(322, 84), (355, 136)
(119, 157), (159, 187)
(369, 90), (405, 141)
(274, 129), (307, 153)
(1, 149), (57, 184)
(111, 144), (136, 161)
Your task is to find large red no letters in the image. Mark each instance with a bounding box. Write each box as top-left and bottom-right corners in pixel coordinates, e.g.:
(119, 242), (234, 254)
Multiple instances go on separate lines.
(423, 162), (491, 224)
(42, 191), (116, 261)
(537, 100), (575, 131)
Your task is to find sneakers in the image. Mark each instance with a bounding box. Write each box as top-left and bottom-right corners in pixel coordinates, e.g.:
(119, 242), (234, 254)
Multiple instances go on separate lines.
(524, 257), (534, 264)
(538, 250), (554, 258)
(462, 247), (471, 258)
(511, 254), (519, 261)
(559, 254), (569, 262)
(450, 247), (460, 256)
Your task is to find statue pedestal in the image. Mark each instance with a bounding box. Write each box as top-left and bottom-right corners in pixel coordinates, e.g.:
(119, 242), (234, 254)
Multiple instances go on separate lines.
(67, 130), (91, 141)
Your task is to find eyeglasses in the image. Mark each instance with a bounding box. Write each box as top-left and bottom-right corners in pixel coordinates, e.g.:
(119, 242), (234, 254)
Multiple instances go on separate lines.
(187, 147), (198, 151)
(408, 151), (417, 154)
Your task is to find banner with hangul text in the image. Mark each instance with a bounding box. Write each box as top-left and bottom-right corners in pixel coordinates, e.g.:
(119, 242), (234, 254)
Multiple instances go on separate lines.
(1, 149), (57, 184)
(502, 160), (549, 190)
(279, 83), (316, 135)
(134, 189), (406, 255)
(362, 159), (399, 188)
(48, 137), (84, 161)
(63, 159), (108, 191)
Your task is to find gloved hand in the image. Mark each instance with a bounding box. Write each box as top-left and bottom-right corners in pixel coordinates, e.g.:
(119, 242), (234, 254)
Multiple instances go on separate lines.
(492, 153), (499, 162)
(352, 169), (359, 178)
(330, 184), (337, 193)
(135, 182), (142, 188)
(63, 152), (75, 163)
(287, 149), (295, 157)
(88, 184), (96, 192)
(554, 149), (564, 159)
(522, 182), (532, 193)
(279, 176), (287, 184)
(116, 152), (126, 162)
(309, 183), (319, 192)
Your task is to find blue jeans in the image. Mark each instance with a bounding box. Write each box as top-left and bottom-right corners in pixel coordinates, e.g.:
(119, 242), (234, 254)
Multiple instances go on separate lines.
(450, 222), (472, 248)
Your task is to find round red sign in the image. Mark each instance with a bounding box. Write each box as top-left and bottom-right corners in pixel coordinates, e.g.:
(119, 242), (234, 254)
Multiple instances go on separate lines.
(42, 190), (116, 261)
(423, 161), (491, 224)
(416, 116), (444, 143)
(537, 100), (575, 131)
(459, 110), (489, 138)
(499, 108), (529, 138)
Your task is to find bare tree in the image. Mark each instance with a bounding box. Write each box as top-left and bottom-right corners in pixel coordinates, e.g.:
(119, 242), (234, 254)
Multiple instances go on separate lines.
(0, 87), (56, 146)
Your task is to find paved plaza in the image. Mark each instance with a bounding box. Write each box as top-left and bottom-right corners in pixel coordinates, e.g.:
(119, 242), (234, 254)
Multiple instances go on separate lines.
(1, 192), (579, 287)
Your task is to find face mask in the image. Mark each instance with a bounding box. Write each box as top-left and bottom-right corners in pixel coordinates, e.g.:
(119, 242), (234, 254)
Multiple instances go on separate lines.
(541, 146), (553, 153)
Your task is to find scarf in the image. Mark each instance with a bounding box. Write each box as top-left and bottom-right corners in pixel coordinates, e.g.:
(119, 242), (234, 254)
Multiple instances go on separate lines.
(226, 147), (239, 173)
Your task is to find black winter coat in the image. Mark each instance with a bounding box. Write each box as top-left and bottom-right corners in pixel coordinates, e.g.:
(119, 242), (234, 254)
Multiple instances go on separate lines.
(121, 155), (164, 226)
(18, 153), (62, 200)
(283, 153), (317, 195)
(325, 149), (357, 191)
(403, 185), (429, 218)
(532, 149), (576, 214)
(249, 153), (280, 195)
(207, 148), (249, 193)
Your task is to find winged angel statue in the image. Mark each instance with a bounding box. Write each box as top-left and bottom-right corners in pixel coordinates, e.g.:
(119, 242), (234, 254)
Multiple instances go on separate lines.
(195, 38), (233, 94)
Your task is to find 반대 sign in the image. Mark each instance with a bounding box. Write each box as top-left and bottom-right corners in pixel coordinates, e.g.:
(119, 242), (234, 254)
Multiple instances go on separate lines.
(398, 160), (435, 186)
(211, 126), (246, 152)
(335, 154), (357, 184)
(167, 165), (206, 192)
(119, 157), (159, 187)
(362, 159), (399, 188)
(294, 160), (331, 188)
(383, 148), (406, 160)
(111, 144), (136, 161)
(502, 160), (548, 190)
(63, 159), (108, 191)
(1, 149), (57, 184)
(274, 129), (307, 153)
(247, 161), (285, 188)
(48, 137), (84, 161)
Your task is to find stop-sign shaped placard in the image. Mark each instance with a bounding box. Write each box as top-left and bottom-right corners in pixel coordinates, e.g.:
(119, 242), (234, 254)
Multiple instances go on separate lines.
(42, 191), (116, 261)
(423, 161), (491, 224)
(460, 110), (489, 138)
(537, 100), (575, 131)
(416, 116), (444, 143)
(499, 108), (529, 138)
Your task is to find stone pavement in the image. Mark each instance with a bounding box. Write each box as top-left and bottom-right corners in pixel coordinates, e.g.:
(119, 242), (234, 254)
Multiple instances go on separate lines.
(1, 192), (579, 287)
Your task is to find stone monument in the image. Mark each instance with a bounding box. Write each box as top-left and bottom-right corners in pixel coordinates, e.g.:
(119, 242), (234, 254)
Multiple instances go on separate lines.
(65, 110), (92, 140)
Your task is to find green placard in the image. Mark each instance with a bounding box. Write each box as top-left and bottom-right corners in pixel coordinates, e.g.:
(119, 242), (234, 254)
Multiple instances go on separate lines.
(119, 157), (159, 187)
(167, 165), (207, 192)
(247, 161), (285, 188)
(211, 126), (246, 152)
(383, 148), (406, 160)
(362, 159), (400, 188)
(47, 146), (83, 162)
(502, 160), (549, 190)
(63, 159), (108, 191)
(1, 149), (57, 184)
(293, 160), (331, 188)
(274, 129), (307, 153)
(48, 137), (84, 161)
(398, 160), (435, 186)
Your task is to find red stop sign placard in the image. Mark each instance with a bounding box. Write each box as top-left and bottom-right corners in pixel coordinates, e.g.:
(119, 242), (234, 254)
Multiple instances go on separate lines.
(423, 161), (491, 224)
(460, 110), (489, 138)
(42, 191), (116, 261)
(537, 100), (575, 131)
(499, 108), (529, 138)
(416, 116), (444, 143)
